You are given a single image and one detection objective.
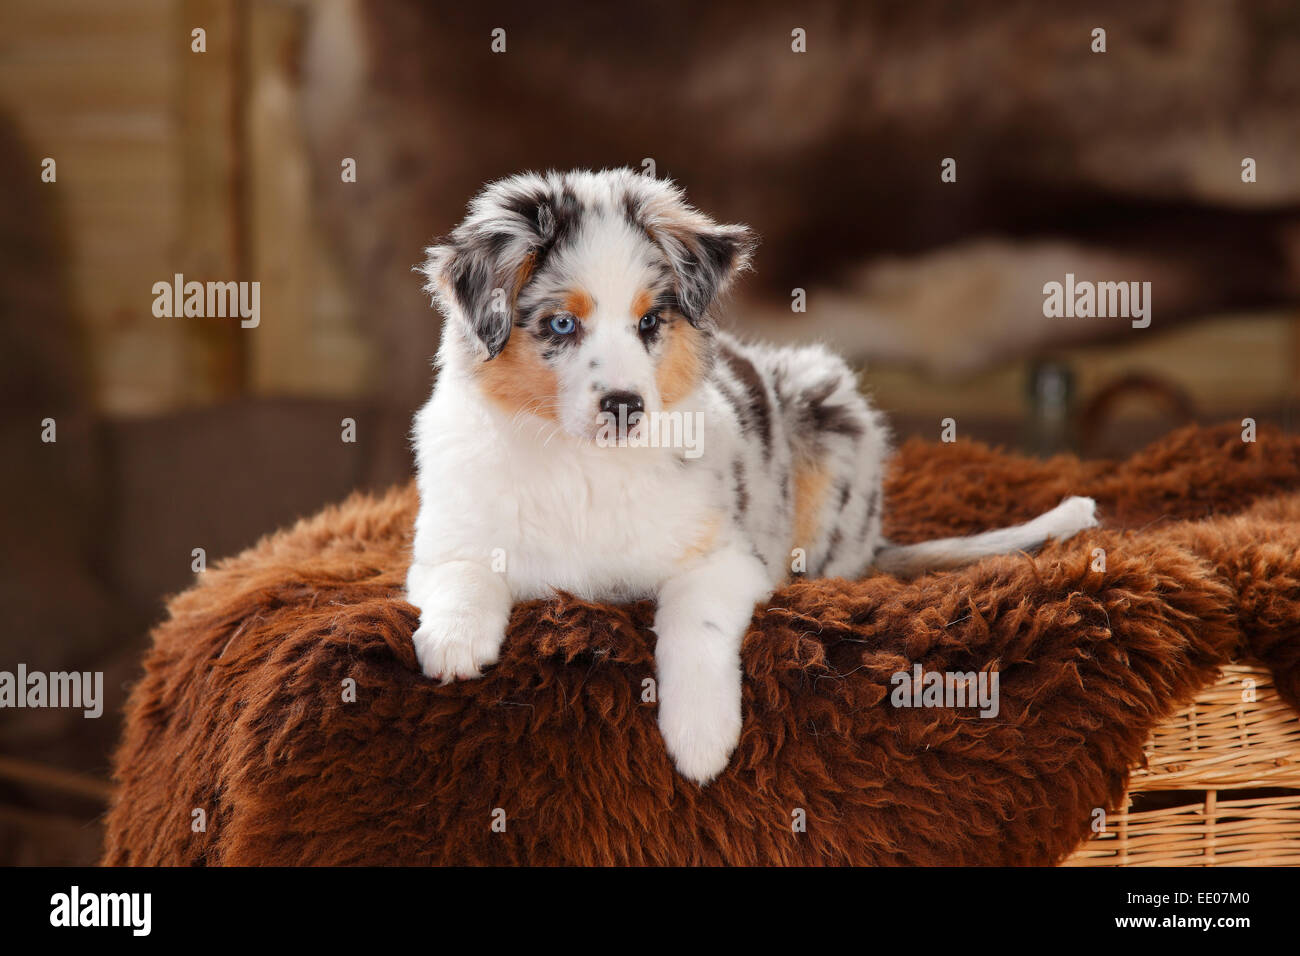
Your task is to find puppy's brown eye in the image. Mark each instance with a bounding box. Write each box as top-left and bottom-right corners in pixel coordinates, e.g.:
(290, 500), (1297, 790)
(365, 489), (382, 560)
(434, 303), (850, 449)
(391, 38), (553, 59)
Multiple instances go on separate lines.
(638, 312), (661, 334)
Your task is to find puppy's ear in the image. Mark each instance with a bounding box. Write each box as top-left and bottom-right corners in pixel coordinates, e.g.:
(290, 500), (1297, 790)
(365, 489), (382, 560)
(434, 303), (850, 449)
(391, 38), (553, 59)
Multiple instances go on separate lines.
(418, 239), (533, 360)
(673, 222), (756, 326)
(643, 201), (757, 326)
(419, 184), (572, 359)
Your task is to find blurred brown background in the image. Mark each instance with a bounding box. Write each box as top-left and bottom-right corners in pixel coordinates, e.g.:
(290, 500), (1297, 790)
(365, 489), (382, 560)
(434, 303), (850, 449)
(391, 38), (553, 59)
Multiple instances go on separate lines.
(1, 0), (1298, 863)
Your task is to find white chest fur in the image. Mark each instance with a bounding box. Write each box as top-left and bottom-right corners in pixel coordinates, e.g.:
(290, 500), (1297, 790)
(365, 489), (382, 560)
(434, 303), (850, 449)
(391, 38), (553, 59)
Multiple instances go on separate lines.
(410, 376), (726, 603)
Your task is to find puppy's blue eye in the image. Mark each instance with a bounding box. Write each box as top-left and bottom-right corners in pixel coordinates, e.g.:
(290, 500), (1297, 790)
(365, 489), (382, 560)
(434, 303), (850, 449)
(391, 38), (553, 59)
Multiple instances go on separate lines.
(638, 312), (660, 333)
(548, 313), (577, 335)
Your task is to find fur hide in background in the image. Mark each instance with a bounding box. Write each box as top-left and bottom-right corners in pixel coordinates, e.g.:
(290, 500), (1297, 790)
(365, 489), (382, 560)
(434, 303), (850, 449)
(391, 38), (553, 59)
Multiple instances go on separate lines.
(103, 423), (1300, 865)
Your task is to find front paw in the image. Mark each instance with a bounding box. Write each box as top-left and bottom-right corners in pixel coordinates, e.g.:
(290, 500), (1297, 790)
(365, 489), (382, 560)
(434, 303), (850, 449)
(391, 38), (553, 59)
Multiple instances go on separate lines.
(656, 684), (743, 786)
(412, 609), (507, 682)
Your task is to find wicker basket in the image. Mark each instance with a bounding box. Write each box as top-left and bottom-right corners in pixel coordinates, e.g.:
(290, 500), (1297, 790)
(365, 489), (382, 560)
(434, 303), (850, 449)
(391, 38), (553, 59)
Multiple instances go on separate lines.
(1065, 664), (1300, 866)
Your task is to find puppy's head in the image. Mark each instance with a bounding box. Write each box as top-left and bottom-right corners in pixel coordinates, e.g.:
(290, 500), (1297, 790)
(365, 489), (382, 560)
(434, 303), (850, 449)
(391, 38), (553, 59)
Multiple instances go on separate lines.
(420, 169), (755, 440)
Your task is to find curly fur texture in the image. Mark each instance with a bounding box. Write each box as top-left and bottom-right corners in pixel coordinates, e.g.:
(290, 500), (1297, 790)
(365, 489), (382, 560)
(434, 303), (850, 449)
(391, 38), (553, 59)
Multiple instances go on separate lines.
(103, 423), (1300, 865)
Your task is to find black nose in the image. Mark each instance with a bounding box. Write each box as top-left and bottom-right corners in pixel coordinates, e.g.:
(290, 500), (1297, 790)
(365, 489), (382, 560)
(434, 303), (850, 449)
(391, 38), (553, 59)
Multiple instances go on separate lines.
(599, 391), (645, 419)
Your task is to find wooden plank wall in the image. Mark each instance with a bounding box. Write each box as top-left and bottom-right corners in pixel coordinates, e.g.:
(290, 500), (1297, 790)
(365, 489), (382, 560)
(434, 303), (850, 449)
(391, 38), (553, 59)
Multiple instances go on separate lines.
(0, 0), (372, 415)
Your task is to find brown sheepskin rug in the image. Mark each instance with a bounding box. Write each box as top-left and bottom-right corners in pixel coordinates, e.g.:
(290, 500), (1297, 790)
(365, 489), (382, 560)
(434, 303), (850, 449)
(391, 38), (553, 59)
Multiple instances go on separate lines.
(102, 423), (1300, 866)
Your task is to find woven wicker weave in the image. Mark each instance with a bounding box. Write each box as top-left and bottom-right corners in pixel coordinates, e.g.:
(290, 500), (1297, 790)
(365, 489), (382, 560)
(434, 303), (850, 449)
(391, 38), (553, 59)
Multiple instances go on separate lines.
(1065, 664), (1300, 866)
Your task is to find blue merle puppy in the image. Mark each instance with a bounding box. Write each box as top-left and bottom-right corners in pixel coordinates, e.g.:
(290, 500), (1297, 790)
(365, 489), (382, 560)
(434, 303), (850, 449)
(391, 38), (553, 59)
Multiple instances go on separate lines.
(406, 168), (1099, 783)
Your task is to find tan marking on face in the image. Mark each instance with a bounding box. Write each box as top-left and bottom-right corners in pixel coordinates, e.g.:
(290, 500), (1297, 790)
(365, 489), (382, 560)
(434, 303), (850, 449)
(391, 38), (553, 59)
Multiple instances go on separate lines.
(655, 318), (705, 407)
(792, 459), (832, 553)
(631, 288), (655, 320)
(473, 250), (558, 419)
(475, 333), (559, 422)
(563, 288), (595, 320)
(676, 513), (721, 567)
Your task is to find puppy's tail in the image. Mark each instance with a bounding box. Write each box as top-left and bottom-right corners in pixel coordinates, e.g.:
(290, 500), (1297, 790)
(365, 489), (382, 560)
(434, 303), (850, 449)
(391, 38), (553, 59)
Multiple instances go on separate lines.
(871, 496), (1099, 578)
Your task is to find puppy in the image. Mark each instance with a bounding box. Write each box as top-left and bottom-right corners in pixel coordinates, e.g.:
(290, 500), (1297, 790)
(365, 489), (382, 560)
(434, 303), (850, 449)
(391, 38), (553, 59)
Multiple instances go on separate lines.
(406, 168), (1098, 784)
